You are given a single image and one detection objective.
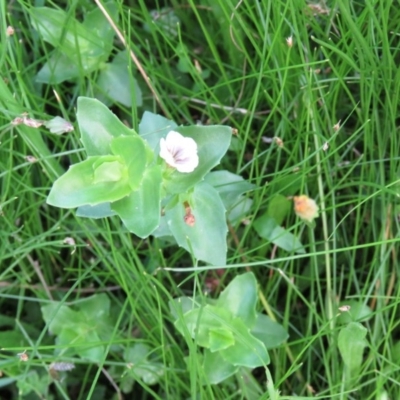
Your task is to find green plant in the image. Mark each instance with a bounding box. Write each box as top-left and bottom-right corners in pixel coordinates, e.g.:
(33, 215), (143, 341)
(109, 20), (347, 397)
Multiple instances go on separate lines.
(30, 3), (142, 107)
(170, 272), (288, 384)
(2, 0), (400, 398)
(46, 97), (246, 266)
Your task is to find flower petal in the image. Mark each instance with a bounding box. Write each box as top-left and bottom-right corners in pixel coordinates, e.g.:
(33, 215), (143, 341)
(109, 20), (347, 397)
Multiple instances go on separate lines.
(159, 130), (199, 173)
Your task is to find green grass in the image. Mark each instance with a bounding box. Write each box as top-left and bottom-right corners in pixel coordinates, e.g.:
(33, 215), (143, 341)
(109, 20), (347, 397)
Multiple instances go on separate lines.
(1, 0), (400, 399)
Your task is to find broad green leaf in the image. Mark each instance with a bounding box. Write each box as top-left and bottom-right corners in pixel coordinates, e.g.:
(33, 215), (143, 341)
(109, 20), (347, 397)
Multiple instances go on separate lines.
(34, 3), (116, 84)
(110, 136), (148, 190)
(30, 8), (105, 68)
(204, 171), (255, 208)
(57, 326), (105, 363)
(209, 328), (235, 352)
(95, 51), (142, 107)
(54, 327), (81, 358)
(76, 202), (116, 218)
(254, 215), (305, 254)
(175, 305), (233, 348)
(219, 318), (270, 368)
(76, 295), (114, 342)
(124, 343), (149, 360)
(175, 301), (269, 368)
(82, 1), (117, 54)
(0, 330), (28, 348)
(77, 293), (110, 322)
(77, 332), (105, 363)
(227, 196), (253, 223)
(217, 272), (257, 327)
(17, 371), (48, 397)
(112, 165), (162, 238)
(204, 171), (254, 223)
(130, 361), (164, 386)
(36, 51), (80, 84)
(169, 296), (198, 320)
(337, 300), (373, 324)
(162, 193), (180, 211)
(41, 303), (85, 335)
(124, 344), (164, 385)
(267, 194), (292, 225)
(143, 7), (180, 38)
(47, 156), (132, 208)
(77, 97), (135, 156)
(93, 160), (123, 183)
(338, 322), (368, 375)
(138, 111), (178, 151)
(203, 350), (238, 384)
(150, 213), (173, 238)
(251, 314), (289, 349)
(42, 295), (113, 363)
(121, 374), (134, 394)
(163, 125), (232, 194)
(166, 181), (227, 266)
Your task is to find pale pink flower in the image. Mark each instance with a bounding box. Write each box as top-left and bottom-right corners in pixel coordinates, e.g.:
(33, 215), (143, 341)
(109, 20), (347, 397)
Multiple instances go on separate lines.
(159, 130), (199, 173)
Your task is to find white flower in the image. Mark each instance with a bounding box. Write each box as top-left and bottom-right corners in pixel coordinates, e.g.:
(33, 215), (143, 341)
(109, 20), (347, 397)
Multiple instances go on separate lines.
(159, 130), (199, 173)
